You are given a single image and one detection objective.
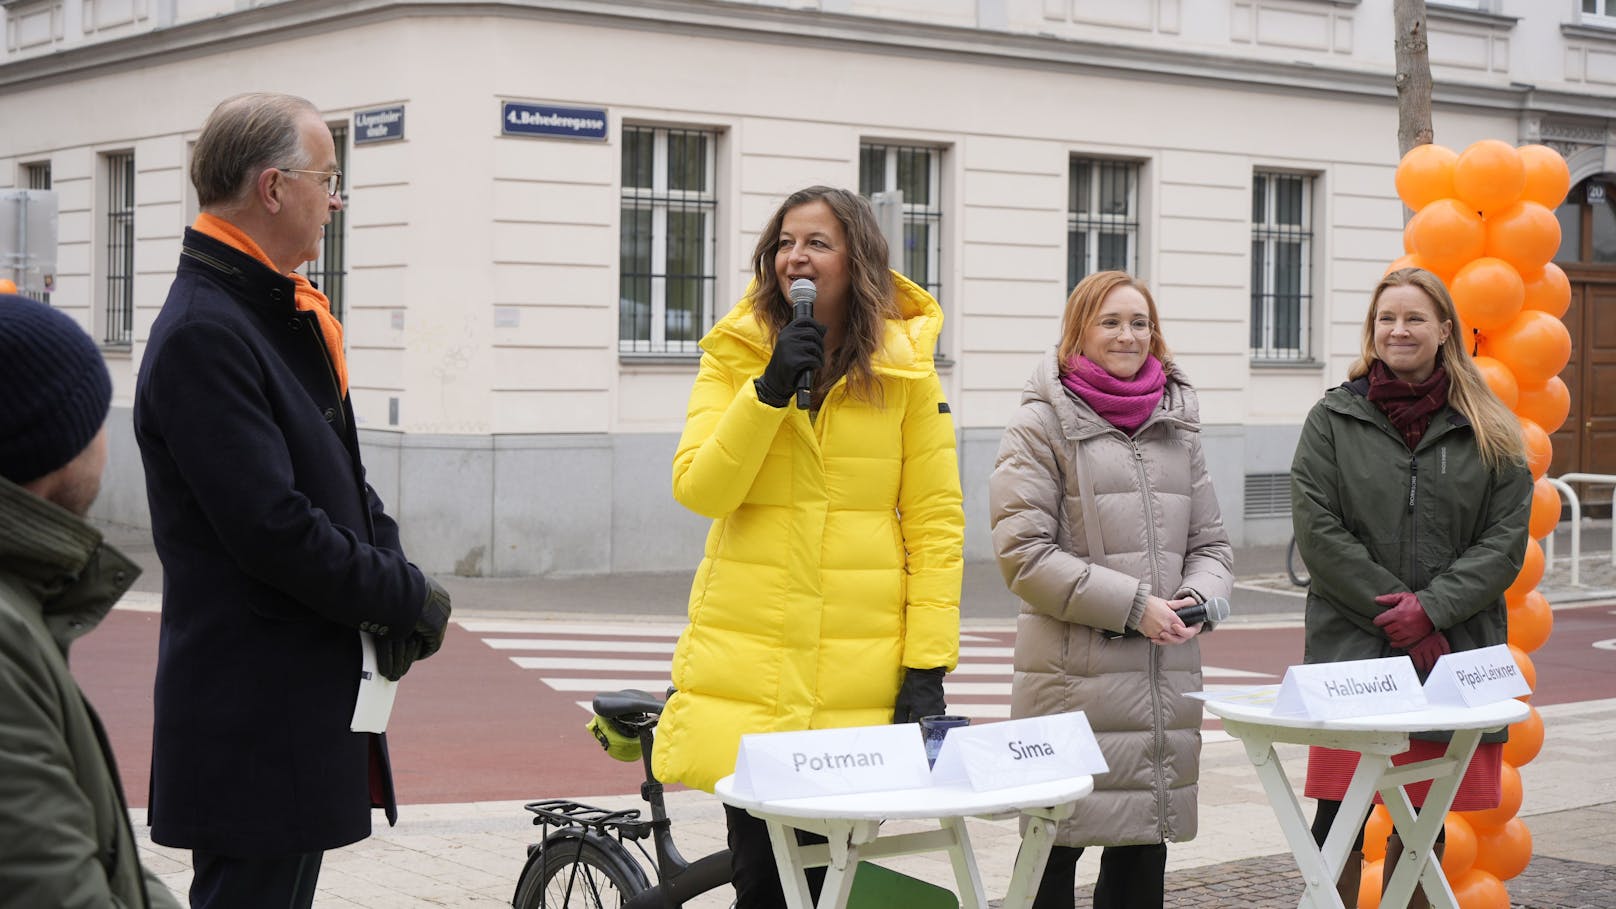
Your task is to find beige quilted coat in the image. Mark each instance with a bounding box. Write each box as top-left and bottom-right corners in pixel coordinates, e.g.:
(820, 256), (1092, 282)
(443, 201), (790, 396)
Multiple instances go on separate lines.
(989, 348), (1233, 847)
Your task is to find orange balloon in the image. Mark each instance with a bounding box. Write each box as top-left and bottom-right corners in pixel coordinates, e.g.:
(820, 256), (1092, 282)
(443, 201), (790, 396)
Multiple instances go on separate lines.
(1442, 812), (1479, 879)
(1518, 417), (1552, 480)
(1451, 868), (1510, 909)
(1515, 377), (1571, 434)
(1484, 201), (1562, 274)
(1519, 144), (1572, 209)
(1460, 763), (1523, 833)
(1359, 858), (1384, 909)
(1396, 143), (1460, 212)
(1473, 817), (1533, 880)
(1411, 199), (1487, 275)
(1451, 258), (1525, 332)
(1455, 140), (1526, 215)
(1528, 476), (1562, 539)
(1508, 592), (1554, 653)
(1506, 536), (1545, 600)
(1502, 705), (1544, 766)
(1404, 218), (1418, 254)
(1473, 356), (1519, 410)
(1481, 310), (1573, 386)
(1522, 263), (1571, 318)
(0, 278), (17, 294)
(1364, 804), (1393, 860)
(1508, 643), (1538, 691)
(1386, 253), (1426, 275)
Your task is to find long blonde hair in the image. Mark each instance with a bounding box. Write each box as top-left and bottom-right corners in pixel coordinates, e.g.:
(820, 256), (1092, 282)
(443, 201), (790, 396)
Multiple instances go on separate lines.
(1056, 271), (1174, 372)
(747, 186), (899, 404)
(1349, 267), (1525, 472)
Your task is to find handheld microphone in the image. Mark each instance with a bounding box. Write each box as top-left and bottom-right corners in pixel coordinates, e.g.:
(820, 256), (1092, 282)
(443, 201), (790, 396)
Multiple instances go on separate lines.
(1176, 596), (1230, 626)
(788, 278), (816, 410)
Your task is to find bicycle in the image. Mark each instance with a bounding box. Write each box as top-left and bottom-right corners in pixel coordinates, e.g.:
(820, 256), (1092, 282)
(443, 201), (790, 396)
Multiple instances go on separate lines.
(512, 689), (734, 908)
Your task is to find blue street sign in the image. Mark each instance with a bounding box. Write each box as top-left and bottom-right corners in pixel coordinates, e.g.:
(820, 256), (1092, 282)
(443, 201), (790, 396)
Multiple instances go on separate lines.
(501, 102), (608, 140)
(353, 105), (405, 145)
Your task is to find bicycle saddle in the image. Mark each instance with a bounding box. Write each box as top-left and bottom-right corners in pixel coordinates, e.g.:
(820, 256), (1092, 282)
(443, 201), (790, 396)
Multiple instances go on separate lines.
(593, 689), (665, 719)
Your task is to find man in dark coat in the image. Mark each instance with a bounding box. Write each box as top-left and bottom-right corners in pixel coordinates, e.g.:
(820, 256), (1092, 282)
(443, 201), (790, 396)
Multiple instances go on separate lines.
(134, 93), (451, 909)
(0, 294), (182, 909)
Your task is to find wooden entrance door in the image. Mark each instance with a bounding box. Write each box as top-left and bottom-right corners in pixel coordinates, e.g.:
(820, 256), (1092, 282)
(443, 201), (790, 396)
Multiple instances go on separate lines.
(1550, 273), (1616, 509)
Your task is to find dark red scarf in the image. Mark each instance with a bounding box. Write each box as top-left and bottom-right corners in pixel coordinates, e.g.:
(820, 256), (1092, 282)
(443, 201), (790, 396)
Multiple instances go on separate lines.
(1367, 359), (1449, 450)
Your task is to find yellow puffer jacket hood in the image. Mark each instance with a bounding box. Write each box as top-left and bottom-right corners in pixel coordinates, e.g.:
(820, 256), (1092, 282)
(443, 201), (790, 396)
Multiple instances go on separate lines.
(653, 272), (964, 792)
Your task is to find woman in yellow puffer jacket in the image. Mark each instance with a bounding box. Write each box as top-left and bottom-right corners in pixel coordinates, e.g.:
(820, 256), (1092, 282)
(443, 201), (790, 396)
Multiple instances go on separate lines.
(654, 186), (964, 907)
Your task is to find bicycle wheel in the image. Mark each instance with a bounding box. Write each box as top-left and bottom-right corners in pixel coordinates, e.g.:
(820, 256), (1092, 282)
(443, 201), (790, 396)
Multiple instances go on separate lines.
(1286, 535), (1311, 588)
(514, 833), (650, 908)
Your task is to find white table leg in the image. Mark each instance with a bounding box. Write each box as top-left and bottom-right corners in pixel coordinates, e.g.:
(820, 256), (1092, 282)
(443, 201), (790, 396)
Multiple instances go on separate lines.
(766, 817), (819, 909)
(940, 816), (988, 909)
(1378, 729), (1482, 909)
(1001, 813), (1057, 909)
(1229, 731), (1345, 909)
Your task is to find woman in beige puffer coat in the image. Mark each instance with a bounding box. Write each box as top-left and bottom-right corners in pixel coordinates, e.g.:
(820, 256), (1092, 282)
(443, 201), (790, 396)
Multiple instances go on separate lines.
(990, 271), (1233, 909)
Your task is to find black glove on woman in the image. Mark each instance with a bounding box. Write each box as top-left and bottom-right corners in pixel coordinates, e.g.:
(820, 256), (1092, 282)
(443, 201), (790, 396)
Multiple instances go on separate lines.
(755, 317), (826, 407)
(892, 667), (948, 723)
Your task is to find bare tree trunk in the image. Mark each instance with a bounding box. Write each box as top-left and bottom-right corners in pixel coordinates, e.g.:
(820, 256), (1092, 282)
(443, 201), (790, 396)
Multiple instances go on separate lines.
(1394, 0), (1434, 155)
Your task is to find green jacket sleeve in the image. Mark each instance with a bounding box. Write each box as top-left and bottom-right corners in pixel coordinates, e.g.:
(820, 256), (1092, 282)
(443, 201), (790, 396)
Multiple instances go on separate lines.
(1419, 460), (1533, 629)
(1290, 401), (1405, 634)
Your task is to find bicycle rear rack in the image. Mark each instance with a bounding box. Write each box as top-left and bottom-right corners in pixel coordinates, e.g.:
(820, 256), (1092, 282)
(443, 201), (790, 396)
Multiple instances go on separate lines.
(523, 799), (656, 842)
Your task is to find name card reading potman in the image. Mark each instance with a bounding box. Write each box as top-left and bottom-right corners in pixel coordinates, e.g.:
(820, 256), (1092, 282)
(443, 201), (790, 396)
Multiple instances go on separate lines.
(1271, 656), (1427, 720)
(930, 711), (1107, 791)
(1423, 644), (1531, 708)
(730, 724), (930, 801)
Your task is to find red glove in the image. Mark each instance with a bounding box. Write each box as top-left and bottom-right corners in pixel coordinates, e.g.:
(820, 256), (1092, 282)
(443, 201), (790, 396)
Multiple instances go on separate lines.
(1372, 592), (1435, 648)
(1407, 631), (1451, 673)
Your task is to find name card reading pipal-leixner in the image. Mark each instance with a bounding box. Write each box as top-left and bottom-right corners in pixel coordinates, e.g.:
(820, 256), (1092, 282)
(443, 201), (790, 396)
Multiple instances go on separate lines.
(1271, 656), (1427, 720)
(1423, 644), (1531, 708)
(930, 711), (1107, 791)
(729, 724), (930, 801)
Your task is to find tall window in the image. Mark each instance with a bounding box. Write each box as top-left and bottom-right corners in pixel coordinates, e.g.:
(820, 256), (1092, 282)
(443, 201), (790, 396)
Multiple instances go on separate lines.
(1250, 171), (1314, 361)
(1068, 157), (1140, 290)
(1584, 0), (1616, 26)
(103, 152), (135, 347)
(22, 162), (51, 305)
(859, 143), (943, 307)
(619, 125), (719, 355)
(302, 122), (348, 320)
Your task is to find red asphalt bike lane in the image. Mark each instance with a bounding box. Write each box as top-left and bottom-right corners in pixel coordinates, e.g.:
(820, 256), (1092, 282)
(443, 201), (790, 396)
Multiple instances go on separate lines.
(75, 602), (1616, 809)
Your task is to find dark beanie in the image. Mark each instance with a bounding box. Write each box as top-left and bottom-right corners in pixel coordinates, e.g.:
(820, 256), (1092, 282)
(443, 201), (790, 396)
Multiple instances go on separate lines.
(0, 294), (113, 485)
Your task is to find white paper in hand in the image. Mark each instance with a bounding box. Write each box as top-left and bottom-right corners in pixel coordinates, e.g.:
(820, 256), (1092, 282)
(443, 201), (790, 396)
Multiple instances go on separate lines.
(351, 630), (400, 733)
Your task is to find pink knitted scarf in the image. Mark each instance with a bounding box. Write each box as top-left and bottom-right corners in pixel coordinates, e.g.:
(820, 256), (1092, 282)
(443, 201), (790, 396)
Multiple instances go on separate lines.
(1060, 354), (1167, 435)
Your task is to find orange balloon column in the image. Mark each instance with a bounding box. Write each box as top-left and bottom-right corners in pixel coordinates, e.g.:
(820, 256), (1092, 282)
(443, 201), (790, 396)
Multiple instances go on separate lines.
(1388, 140), (1573, 909)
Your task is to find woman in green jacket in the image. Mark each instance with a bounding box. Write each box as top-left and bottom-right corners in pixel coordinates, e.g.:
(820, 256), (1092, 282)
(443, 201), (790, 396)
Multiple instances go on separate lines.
(1290, 266), (1531, 907)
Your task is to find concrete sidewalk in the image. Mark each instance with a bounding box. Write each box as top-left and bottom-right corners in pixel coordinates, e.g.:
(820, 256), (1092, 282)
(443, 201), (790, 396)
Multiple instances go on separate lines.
(132, 697), (1616, 907)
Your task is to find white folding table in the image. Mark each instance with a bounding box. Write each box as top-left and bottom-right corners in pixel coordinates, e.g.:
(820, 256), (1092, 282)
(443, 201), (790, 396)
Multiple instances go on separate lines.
(1202, 694), (1527, 909)
(713, 773), (1094, 909)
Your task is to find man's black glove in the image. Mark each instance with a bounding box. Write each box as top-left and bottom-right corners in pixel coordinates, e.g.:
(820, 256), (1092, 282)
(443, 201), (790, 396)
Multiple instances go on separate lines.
(755, 317), (826, 407)
(374, 576), (452, 682)
(892, 667), (947, 724)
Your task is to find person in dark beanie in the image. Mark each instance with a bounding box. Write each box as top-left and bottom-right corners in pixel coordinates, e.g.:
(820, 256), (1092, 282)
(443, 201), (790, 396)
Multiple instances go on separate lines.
(0, 294), (182, 908)
(134, 93), (450, 909)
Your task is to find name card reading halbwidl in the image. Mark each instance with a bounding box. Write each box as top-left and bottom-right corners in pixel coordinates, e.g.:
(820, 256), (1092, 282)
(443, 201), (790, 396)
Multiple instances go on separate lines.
(930, 711), (1107, 791)
(1423, 644), (1531, 708)
(1271, 657), (1427, 720)
(730, 724), (930, 801)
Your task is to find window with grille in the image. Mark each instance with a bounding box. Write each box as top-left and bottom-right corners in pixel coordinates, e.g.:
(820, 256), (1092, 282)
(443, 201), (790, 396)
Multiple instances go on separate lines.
(301, 123), (347, 321)
(859, 143), (943, 310)
(619, 125), (719, 355)
(22, 162), (51, 305)
(1584, 0), (1616, 26)
(1251, 171), (1314, 361)
(1068, 158), (1140, 290)
(103, 152), (134, 347)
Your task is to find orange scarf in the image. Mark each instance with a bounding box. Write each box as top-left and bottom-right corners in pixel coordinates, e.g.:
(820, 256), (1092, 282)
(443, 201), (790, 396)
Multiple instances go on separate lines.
(191, 213), (348, 395)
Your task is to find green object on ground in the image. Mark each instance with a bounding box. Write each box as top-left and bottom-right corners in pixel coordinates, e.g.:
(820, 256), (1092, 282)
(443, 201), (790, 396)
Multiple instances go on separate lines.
(846, 862), (959, 908)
